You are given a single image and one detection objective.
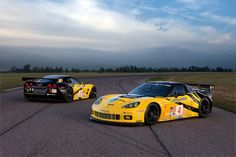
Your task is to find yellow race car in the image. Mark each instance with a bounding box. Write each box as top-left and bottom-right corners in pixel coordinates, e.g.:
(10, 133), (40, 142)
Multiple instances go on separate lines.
(90, 81), (214, 125)
(23, 75), (96, 102)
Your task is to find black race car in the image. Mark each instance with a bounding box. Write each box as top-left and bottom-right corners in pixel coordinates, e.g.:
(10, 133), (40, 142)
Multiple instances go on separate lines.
(23, 75), (96, 102)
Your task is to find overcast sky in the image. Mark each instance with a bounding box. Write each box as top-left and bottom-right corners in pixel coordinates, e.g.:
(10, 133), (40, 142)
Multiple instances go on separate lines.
(0, 0), (235, 70)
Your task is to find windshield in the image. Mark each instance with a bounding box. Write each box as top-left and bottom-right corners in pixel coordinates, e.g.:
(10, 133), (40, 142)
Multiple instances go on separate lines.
(129, 83), (172, 97)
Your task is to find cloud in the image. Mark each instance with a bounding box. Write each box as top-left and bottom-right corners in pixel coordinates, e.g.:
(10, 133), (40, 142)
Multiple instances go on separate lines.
(0, 0), (234, 52)
(201, 12), (236, 26)
(0, 0), (235, 70)
(179, 0), (203, 5)
(177, 0), (218, 10)
(0, 0), (155, 50)
(160, 6), (204, 21)
(208, 33), (231, 44)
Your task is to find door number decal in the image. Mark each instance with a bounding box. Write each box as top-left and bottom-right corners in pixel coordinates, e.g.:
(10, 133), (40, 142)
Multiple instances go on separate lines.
(170, 105), (183, 117)
(78, 90), (83, 97)
(175, 105), (183, 115)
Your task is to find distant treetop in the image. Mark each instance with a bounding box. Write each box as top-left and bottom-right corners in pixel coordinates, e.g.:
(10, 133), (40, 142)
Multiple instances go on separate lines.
(7, 64), (233, 73)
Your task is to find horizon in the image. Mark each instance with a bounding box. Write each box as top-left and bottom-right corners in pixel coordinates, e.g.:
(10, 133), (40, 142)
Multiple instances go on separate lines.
(3, 64), (234, 72)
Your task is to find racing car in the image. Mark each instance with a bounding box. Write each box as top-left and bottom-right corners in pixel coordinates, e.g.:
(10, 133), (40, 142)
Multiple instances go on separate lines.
(23, 75), (96, 102)
(90, 81), (214, 125)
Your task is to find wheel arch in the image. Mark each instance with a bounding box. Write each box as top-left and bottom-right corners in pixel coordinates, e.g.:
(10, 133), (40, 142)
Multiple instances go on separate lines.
(150, 102), (161, 112)
(69, 87), (74, 98)
(90, 85), (96, 93)
(144, 102), (161, 125)
(65, 86), (74, 102)
(202, 96), (213, 112)
(196, 92), (213, 112)
(88, 85), (97, 99)
(145, 102), (161, 117)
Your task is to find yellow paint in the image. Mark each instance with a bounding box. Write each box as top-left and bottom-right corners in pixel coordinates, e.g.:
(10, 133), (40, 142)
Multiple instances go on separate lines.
(91, 93), (201, 124)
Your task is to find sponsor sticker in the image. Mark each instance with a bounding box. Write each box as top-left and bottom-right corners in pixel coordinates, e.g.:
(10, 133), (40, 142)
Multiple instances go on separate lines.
(172, 97), (187, 102)
(170, 105), (183, 117)
(51, 89), (57, 93)
(170, 107), (176, 117)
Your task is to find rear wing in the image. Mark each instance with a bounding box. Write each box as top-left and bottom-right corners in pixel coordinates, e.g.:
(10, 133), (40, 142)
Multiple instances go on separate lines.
(22, 77), (40, 81)
(186, 83), (214, 100)
(186, 83), (215, 90)
(22, 77), (58, 81)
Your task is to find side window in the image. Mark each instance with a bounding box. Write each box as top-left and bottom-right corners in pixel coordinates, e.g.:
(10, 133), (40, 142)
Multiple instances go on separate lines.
(64, 78), (80, 84)
(172, 85), (186, 96)
(70, 78), (79, 84)
(64, 78), (72, 83)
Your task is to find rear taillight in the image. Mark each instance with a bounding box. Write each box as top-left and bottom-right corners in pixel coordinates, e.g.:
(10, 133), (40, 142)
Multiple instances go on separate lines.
(24, 82), (33, 92)
(52, 84), (57, 88)
(48, 84), (58, 93)
(48, 84), (57, 89)
(25, 82), (32, 88)
(48, 84), (52, 88)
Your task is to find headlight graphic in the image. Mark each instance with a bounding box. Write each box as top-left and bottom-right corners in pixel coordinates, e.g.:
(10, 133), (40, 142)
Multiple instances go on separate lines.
(122, 102), (140, 108)
(94, 97), (103, 105)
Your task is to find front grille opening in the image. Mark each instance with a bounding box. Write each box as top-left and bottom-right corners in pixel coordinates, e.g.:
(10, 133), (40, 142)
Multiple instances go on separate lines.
(124, 115), (132, 120)
(94, 111), (120, 120)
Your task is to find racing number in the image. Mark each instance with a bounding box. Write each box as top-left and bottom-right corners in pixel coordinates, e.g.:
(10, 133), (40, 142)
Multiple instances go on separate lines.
(78, 90), (83, 97)
(176, 105), (183, 115)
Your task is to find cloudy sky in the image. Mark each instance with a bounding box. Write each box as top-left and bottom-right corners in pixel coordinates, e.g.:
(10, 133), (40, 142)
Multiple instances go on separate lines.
(0, 0), (235, 70)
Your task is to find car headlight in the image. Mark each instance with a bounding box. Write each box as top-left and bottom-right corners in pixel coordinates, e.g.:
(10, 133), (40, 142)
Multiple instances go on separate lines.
(122, 102), (140, 108)
(94, 97), (103, 105)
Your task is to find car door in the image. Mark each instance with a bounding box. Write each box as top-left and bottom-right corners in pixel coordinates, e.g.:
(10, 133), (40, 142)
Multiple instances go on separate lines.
(166, 84), (198, 120)
(67, 78), (83, 100)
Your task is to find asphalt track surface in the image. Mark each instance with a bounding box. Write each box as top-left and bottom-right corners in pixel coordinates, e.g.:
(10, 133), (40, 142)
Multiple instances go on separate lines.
(0, 76), (235, 157)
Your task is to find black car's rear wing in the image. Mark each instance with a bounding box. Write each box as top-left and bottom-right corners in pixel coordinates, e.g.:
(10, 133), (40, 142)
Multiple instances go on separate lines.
(22, 77), (38, 81)
(22, 77), (58, 81)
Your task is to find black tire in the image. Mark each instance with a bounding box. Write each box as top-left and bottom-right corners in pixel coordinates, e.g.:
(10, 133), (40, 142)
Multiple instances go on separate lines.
(24, 93), (32, 101)
(89, 86), (97, 99)
(145, 103), (160, 126)
(24, 96), (32, 101)
(65, 88), (73, 103)
(199, 98), (211, 118)
(24, 94), (30, 99)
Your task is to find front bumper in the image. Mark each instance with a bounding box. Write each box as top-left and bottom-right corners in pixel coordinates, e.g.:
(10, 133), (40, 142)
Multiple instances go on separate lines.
(90, 109), (145, 124)
(90, 116), (143, 125)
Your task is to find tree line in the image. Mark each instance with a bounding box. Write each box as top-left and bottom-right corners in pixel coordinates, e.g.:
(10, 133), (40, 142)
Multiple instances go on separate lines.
(6, 64), (233, 73)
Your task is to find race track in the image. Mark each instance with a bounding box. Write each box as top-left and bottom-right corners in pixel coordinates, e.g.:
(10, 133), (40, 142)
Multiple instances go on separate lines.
(0, 76), (235, 157)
